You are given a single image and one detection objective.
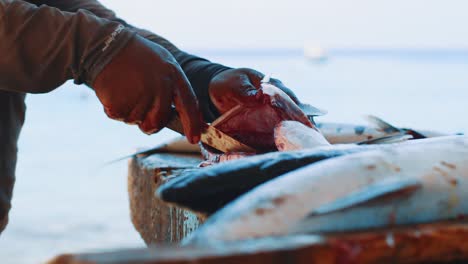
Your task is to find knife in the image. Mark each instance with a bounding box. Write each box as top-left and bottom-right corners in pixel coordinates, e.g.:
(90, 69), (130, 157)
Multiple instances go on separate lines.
(166, 109), (256, 153)
(105, 109), (256, 164)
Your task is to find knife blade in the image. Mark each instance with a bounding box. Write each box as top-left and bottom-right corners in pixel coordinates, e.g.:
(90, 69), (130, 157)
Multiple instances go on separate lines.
(166, 110), (256, 153)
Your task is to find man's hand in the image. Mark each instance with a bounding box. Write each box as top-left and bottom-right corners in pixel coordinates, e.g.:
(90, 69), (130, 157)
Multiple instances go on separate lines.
(208, 68), (301, 114)
(93, 35), (202, 143)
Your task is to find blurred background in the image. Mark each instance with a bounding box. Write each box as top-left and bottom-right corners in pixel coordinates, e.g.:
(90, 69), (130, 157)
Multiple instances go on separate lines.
(1, 0), (467, 263)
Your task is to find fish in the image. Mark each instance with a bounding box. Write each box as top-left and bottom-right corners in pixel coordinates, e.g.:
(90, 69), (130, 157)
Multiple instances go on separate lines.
(114, 114), (453, 165)
(199, 118), (413, 166)
(194, 81), (317, 166)
(365, 115), (451, 139)
(160, 124), (420, 213)
(157, 144), (377, 215)
(211, 82), (314, 152)
(184, 136), (468, 244)
(203, 115), (433, 165)
(316, 122), (389, 144)
(274, 120), (412, 152)
(316, 115), (451, 144)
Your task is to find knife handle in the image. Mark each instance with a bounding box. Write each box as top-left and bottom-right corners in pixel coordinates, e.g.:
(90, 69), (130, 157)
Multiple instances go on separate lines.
(166, 108), (185, 135)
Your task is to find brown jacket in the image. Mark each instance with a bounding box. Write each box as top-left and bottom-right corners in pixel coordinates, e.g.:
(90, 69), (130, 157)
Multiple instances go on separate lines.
(0, 0), (228, 119)
(0, 0), (135, 91)
(0, 0), (228, 233)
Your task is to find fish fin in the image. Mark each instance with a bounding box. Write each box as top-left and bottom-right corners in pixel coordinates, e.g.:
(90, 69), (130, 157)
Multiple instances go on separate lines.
(365, 115), (401, 133)
(401, 129), (428, 139)
(308, 177), (421, 217)
(357, 133), (413, 145)
(102, 148), (153, 165)
(104, 136), (200, 165)
(260, 75), (327, 117)
(300, 103), (328, 117)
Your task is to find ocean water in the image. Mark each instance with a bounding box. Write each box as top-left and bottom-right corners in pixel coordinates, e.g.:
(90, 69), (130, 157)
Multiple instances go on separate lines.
(0, 51), (467, 263)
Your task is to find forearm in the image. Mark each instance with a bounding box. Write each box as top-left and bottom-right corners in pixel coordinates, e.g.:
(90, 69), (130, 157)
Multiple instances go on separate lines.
(0, 0), (134, 93)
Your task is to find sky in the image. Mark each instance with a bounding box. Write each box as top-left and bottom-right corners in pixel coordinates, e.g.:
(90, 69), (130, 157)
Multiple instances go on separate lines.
(100, 0), (468, 49)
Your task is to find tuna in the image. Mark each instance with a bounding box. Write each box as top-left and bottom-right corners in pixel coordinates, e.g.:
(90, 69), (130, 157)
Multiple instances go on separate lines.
(211, 82), (313, 152)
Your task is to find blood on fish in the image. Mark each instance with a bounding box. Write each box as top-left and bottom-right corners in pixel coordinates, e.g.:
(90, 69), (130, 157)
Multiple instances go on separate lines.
(272, 196), (289, 206)
(255, 208), (269, 216)
(199, 84), (315, 166)
(450, 179), (459, 186)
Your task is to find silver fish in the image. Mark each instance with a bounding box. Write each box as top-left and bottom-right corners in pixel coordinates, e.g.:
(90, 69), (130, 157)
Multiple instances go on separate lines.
(317, 115), (450, 144)
(185, 136), (468, 244)
(316, 122), (390, 144)
(274, 120), (411, 151)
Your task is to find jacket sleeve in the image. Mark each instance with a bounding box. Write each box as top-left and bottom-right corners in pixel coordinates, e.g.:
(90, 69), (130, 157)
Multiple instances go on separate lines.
(0, 0), (135, 93)
(30, 0), (230, 121)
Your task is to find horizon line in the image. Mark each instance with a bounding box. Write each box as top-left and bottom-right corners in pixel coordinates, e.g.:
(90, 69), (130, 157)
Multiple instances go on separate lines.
(187, 47), (468, 58)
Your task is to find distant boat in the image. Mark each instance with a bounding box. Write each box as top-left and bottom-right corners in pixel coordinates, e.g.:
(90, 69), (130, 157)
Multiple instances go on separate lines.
(303, 45), (328, 62)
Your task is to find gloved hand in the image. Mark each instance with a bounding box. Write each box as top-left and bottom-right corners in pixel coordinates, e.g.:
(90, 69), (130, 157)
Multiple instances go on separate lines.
(208, 68), (301, 114)
(93, 35), (202, 143)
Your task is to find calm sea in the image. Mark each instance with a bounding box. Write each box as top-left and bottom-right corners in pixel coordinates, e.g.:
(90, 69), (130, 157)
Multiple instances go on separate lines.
(0, 50), (467, 263)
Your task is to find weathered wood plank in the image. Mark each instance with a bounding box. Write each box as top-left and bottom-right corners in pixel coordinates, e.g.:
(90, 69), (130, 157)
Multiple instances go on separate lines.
(48, 221), (468, 264)
(128, 153), (205, 244)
